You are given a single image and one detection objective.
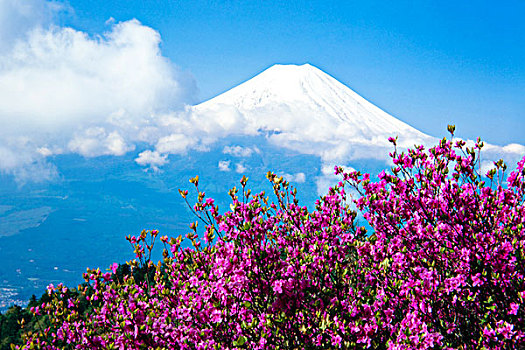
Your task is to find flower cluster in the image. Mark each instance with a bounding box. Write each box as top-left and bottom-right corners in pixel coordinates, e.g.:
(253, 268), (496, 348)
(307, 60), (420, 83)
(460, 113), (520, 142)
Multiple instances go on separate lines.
(19, 129), (524, 349)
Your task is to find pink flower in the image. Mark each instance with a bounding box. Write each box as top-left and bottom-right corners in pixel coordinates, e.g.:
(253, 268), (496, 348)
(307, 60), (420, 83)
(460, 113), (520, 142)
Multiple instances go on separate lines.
(272, 280), (284, 294)
(210, 309), (223, 323)
(259, 337), (267, 347)
(110, 262), (118, 274)
(331, 334), (342, 346)
(472, 273), (483, 287)
(22, 133), (525, 349)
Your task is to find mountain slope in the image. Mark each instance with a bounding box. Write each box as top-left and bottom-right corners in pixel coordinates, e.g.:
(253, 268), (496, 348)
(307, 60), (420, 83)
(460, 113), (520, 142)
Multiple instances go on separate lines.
(192, 64), (434, 162)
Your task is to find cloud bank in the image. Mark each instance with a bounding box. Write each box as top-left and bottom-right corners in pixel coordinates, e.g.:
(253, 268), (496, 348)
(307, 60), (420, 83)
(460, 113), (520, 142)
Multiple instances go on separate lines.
(0, 1), (196, 181)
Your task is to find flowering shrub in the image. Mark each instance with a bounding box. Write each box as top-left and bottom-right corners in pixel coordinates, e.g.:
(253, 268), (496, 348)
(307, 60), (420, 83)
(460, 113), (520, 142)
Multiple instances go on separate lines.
(19, 128), (525, 349)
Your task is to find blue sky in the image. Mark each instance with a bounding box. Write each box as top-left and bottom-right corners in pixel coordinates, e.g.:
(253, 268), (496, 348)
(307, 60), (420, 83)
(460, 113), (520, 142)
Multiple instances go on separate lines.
(0, 0), (523, 181)
(62, 0), (525, 144)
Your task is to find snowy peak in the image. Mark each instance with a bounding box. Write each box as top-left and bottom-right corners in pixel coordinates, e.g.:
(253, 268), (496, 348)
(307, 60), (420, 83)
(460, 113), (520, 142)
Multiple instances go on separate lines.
(211, 63), (332, 108)
(197, 64), (430, 142)
(192, 64), (435, 163)
(200, 63), (349, 110)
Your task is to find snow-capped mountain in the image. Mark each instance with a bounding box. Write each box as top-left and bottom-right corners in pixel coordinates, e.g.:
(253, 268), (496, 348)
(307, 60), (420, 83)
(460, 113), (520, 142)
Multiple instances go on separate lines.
(192, 64), (434, 163)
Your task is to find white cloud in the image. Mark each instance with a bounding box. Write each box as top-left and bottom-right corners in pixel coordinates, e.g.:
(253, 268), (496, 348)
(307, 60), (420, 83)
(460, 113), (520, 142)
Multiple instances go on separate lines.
(135, 150), (168, 171)
(0, 19), (193, 131)
(0, 144), (57, 183)
(295, 172), (306, 183)
(130, 108), (252, 166)
(282, 172), (306, 183)
(502, 143), (525, 155)
(218, 160), (231, 172)
(155, 134), (197, 154)
(68, 127), (134, 157)
(0, 3), (196, 180)
(223, 145), (258, 157)
(235, 163), (247, 173)
(0, 145), (30, 172)
(36, 146), (53, 157)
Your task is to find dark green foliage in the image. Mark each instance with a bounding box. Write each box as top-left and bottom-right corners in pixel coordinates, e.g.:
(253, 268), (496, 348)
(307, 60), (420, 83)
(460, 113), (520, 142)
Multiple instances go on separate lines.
(0, 305), (32, 349)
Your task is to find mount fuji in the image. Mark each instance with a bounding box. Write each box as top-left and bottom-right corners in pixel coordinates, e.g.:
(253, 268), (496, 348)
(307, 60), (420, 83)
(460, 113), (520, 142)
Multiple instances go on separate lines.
(177, 64), (435, 165)
(141, 63), (519, 178)
(197, 64), (431, 145)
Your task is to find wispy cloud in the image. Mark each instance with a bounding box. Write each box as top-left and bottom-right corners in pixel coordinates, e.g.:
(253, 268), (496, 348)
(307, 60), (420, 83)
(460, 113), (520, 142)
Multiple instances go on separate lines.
(282, 172), (306, 183)
(218, 160), (231, 172)
(135, 150), (168, 172)
(235, 163), (247, 173)
(223, 145), (259, 157)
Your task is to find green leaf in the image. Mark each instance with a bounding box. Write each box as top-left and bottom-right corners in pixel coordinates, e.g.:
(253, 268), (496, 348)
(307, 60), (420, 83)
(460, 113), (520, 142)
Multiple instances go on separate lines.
(234, 335), (247, 346)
